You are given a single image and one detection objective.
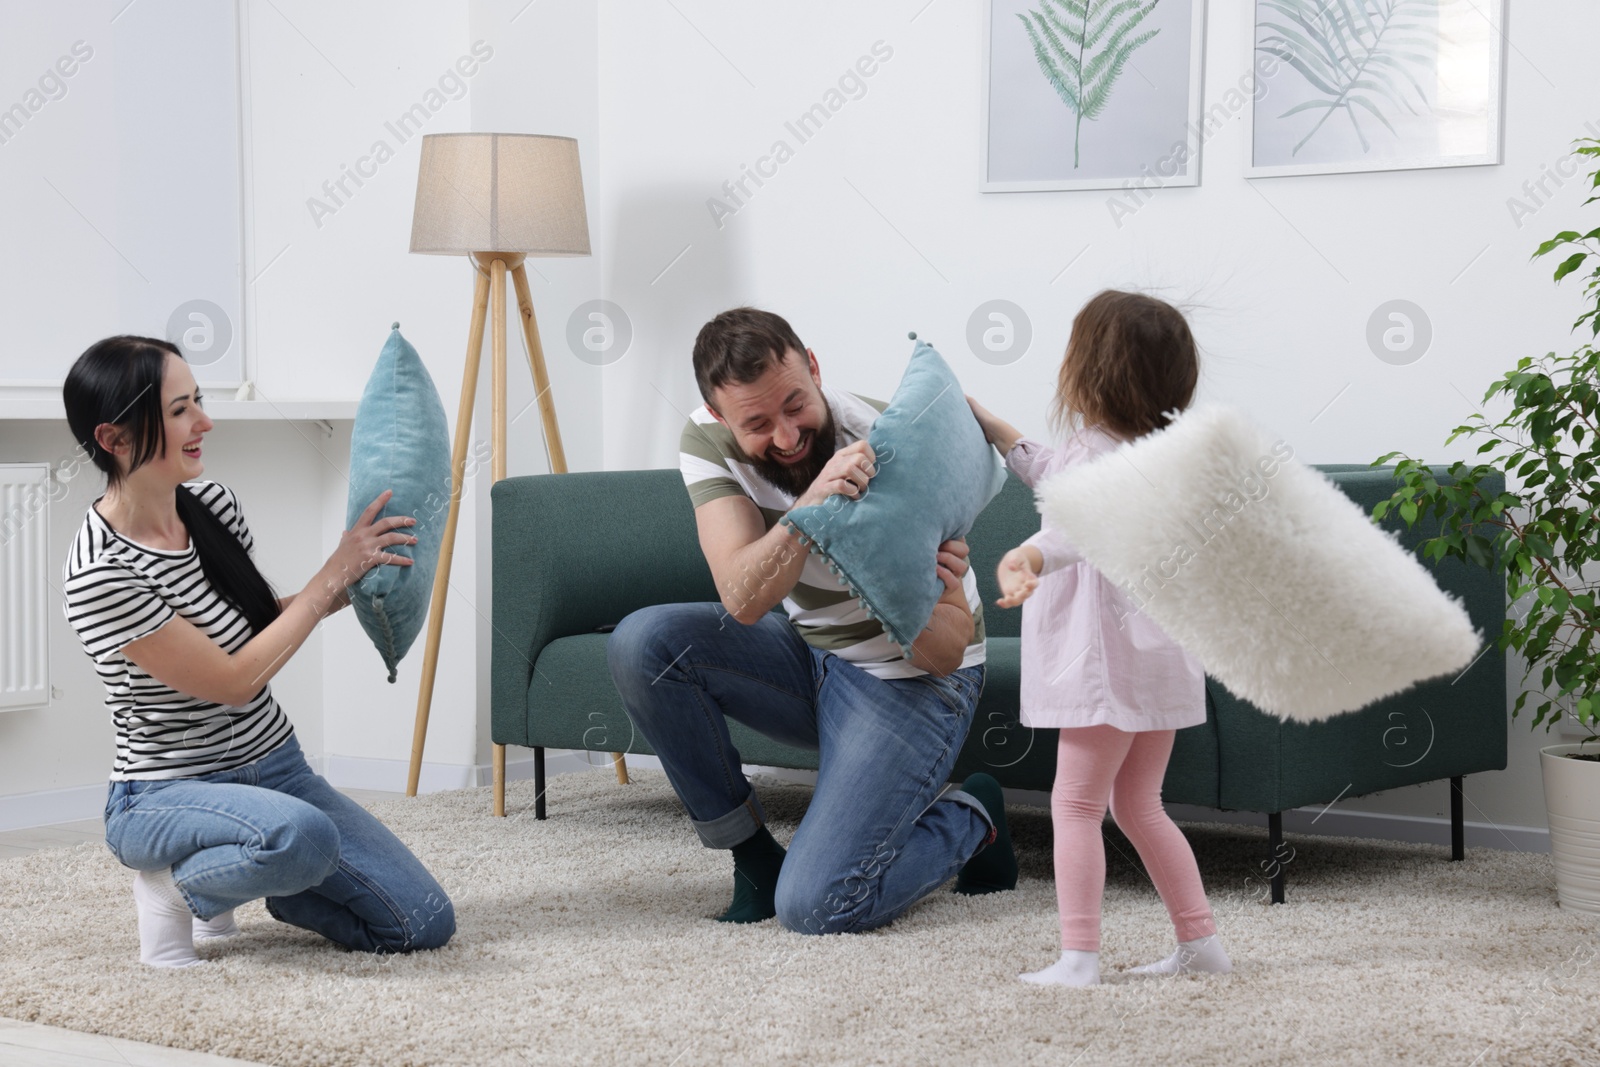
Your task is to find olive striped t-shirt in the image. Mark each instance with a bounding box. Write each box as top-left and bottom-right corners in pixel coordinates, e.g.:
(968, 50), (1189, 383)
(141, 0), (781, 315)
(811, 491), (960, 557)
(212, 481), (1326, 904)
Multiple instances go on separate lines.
(62, 481), (292, 781)
(678, 383), (986, 680)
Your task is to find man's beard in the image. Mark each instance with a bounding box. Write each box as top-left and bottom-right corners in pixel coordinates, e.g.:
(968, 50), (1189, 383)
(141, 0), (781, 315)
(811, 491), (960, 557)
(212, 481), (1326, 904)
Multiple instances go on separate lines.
(747, 406), (838, 499)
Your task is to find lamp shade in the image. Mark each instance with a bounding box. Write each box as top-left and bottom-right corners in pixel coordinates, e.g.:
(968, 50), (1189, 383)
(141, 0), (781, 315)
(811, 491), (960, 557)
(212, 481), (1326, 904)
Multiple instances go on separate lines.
(409, 133), (591, 256)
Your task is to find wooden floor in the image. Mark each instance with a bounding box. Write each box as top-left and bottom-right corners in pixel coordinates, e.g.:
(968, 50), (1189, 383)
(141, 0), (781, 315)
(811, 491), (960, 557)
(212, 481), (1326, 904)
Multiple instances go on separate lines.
(0, 788), (400, 1067)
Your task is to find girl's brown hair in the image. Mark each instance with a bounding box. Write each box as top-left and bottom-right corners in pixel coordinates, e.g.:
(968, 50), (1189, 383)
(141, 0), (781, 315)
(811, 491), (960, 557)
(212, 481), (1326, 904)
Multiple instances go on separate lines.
(1050, 290), (1199, 441)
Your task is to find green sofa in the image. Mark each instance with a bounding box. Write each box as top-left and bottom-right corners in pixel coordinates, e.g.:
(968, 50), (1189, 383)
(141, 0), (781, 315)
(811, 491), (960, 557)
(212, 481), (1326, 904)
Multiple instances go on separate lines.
(491, 466), (1507, 902)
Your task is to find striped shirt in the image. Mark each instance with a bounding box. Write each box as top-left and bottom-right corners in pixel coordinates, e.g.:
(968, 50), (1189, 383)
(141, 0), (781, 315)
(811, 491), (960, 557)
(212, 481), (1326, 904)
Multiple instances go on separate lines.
(679, 383), (986, 680)
(61, 481), (292, 781)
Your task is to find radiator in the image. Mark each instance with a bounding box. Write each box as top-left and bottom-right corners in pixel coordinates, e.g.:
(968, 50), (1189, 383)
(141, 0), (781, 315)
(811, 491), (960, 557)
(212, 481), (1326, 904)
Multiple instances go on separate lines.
(0, 464), (51, 711)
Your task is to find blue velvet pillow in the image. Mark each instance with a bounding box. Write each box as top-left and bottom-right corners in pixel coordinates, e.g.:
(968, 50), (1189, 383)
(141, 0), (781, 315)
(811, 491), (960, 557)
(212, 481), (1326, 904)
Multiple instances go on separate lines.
(781, 337), (1005, 655)
(346, 324), (452, 682)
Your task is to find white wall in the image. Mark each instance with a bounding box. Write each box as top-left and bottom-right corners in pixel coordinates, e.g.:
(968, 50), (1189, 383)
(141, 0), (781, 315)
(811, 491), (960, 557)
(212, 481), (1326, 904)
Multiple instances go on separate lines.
(0, 0), (606, 817)
(464, 0), (602, 772)
(594, 0), (1600, 835)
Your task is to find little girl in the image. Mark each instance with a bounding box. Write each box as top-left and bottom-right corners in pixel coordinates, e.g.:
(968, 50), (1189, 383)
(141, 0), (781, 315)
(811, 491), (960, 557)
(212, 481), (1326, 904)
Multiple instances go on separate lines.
(969, 290), (1231, 987)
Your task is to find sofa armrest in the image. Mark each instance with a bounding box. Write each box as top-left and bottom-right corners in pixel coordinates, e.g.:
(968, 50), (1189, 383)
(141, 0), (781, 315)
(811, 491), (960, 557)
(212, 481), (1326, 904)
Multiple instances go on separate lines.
(490, 470), (719, 747)
(1214, 464), (1509, 812)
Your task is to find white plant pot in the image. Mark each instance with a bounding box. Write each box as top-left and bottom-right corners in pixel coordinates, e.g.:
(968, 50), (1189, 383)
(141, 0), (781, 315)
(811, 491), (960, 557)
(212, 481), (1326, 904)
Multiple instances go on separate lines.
(1541, 741), (1600, 914)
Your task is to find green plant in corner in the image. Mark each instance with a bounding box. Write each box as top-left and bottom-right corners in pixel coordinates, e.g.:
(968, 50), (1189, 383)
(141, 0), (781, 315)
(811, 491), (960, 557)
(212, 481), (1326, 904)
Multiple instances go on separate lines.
(1017, 0), (1161, 169)
(1374, 137), (1600, 744)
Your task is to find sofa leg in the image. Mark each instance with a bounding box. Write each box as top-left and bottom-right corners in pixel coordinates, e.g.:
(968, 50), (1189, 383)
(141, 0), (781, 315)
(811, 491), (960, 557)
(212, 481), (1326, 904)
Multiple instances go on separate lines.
(1450, 775), (1464, 861)
(535, 746), (547, 821)
(1268, 812), (1285, 905)
(493, 743), (506, 818)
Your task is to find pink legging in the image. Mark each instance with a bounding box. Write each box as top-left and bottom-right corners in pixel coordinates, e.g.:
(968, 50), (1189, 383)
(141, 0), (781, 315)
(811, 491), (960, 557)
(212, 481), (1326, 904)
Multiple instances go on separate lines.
(1051, 724), (1216, 952)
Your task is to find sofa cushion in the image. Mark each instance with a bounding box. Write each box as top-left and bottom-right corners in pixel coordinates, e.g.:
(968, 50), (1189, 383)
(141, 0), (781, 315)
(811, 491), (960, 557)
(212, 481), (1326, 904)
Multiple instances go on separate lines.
(530, 633), (821, 770)
(782, 337), (1005, 655)
(346, 325), (453, 682)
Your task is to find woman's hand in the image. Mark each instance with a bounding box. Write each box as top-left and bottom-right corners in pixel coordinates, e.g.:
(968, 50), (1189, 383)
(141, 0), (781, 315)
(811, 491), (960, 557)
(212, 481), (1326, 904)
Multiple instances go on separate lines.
(966, 396), (1023, 455)
(323, 489), (418, 590)
(995, 546), (1042, 608)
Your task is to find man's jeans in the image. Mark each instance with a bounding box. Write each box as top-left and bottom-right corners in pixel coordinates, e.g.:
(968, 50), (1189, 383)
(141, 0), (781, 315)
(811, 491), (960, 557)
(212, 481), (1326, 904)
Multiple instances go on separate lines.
(104, 734), (454, 953)
(608, 603), (993, 935)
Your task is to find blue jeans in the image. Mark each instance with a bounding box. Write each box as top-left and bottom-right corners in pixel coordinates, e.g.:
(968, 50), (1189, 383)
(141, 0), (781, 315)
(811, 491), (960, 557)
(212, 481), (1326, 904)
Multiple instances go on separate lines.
(607, 603), (992, 935)
(103, 734), (454, 953)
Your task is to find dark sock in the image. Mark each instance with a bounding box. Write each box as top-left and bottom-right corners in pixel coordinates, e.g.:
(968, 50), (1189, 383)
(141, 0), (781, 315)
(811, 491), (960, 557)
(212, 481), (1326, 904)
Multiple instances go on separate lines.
(717, 825), (786, 923)
(954, 773), (1018, 895)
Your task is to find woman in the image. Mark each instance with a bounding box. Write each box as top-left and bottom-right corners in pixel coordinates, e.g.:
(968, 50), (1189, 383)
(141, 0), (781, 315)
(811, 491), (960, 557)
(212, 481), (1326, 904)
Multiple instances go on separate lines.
(61, 335), (454, 967)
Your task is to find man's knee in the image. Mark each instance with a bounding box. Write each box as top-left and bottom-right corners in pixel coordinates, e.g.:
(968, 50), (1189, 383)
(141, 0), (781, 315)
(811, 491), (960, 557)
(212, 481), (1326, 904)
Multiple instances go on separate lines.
(774, 872), (867, 936)
(608, 605), (721, 701)
(608, 607), (683, 683)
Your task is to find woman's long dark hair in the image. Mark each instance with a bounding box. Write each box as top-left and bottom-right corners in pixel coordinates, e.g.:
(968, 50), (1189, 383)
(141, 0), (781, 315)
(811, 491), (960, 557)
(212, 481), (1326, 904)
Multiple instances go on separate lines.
(64, 335), (282, 637)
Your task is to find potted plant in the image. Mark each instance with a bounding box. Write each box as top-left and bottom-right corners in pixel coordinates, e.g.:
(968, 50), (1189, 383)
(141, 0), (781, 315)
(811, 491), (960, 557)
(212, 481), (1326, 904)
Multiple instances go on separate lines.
(1374, 137), (1600, 914)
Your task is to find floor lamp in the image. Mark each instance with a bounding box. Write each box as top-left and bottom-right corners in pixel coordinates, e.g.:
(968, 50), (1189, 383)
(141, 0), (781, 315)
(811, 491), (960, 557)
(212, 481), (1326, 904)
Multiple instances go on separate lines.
(405, 132), (628, 816)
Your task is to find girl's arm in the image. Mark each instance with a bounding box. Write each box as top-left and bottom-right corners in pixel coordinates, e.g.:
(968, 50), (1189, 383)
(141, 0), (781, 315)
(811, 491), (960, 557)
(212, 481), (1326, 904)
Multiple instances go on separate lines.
(996, 544), (1043, 608)
(1021, 527), (1083, 576)
(966, 396), (1054, 487)
(966, 396), (1024, 455)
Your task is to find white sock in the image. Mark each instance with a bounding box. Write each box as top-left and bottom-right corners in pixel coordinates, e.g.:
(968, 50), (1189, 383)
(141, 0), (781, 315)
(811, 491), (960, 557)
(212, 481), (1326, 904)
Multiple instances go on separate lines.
(1131, 934), (1232, 976)
(193, 909), (240, 942)
(1020, 949), (1100, 987)
(132, 868), (201, 968)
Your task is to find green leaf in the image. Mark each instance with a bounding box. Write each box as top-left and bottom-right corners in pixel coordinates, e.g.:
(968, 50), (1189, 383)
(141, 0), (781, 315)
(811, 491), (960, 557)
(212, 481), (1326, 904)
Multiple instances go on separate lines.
(1020, 0), (1160, 159)
(1554, 252), (1589, 283)
(1534, 231), (1582, 258)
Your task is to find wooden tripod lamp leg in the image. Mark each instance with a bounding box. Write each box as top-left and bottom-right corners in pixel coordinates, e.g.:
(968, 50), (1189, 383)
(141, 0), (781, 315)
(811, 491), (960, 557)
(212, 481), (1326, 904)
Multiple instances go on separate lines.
(510, 263), (630, 787)
(490, 258), (510, 817)
(408, 268), (492, 797)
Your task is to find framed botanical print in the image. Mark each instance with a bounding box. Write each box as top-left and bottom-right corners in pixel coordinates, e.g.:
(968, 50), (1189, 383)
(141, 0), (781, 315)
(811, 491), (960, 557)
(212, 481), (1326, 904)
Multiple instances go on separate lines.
(982, 0), (1209, 192)
(1246, 0), (1507, 177)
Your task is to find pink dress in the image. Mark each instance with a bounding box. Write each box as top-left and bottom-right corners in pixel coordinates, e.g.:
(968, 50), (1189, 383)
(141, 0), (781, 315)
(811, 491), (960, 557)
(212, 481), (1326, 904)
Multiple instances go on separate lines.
(1006, 432), (1206, 733)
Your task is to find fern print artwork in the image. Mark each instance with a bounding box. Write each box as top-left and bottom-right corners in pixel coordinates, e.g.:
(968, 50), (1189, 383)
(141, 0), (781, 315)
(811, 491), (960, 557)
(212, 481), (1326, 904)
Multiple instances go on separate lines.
(1256, 0), (1448, 157)
(1017, 0), (1162, 168)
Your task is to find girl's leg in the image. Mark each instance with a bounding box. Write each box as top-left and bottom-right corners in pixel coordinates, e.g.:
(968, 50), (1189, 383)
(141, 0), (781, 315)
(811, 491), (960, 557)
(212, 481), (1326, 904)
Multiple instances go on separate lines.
(1050, 725), (1134, 951)
(1109, 729), (1230, 975)
(1021, 724), (1132, 987)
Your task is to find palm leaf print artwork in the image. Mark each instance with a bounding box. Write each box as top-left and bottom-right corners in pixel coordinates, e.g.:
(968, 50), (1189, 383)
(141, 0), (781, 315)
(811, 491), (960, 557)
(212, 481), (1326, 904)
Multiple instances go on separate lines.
(1017, 0), (1162, 169)
(1257, 0), (1448, 156)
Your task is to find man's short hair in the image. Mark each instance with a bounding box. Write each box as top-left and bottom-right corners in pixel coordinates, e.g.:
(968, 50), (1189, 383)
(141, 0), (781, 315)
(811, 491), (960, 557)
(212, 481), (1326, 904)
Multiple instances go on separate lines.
(692, 307), (806, 410)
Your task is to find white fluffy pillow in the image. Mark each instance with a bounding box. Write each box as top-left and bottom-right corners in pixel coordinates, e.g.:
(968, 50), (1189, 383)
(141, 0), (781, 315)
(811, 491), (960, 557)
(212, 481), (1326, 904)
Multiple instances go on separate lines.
(1035, 405), (1480, 722)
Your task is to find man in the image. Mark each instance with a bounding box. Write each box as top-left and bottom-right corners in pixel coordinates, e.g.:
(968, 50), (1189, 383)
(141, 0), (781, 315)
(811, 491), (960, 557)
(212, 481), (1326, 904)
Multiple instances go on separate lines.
(607, 307), (1016, 934)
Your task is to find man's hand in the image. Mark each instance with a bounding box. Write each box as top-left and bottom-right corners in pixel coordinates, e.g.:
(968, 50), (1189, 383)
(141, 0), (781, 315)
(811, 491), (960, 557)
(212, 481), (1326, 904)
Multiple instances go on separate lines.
(910, 538), (974, 676)
(936, 537), (970, 588)
(995, 546), (1042, 608)
(793, 440), (876, 510)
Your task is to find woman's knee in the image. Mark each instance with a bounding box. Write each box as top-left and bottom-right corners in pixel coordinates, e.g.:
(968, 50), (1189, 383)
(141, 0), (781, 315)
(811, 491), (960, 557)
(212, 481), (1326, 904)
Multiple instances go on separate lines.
(259, 804), (341, 884)
(396, 889), (456, 952)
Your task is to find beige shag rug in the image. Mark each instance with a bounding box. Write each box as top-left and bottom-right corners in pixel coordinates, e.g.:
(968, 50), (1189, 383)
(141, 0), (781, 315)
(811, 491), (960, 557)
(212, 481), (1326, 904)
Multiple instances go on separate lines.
(0, 769), (1595, 1067)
